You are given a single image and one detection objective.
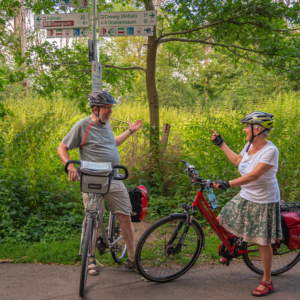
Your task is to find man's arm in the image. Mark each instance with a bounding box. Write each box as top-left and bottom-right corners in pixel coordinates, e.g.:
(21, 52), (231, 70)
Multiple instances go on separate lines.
(57, 142), (79, 181)
(115, 119), (142, 147)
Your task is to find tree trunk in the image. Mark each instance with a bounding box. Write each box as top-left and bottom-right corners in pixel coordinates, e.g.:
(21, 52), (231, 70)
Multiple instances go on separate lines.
(18, 0), (28, 89)
(145, 0), (160, 163)
(204, 43), (211, 103)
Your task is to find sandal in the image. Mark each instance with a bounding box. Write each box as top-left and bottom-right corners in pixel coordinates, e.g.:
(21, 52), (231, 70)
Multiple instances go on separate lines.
(88, 260), (99, 276)
(252, 281), (274, 297)
(218, 257), (227, 265)
(124, 258), (139, 274)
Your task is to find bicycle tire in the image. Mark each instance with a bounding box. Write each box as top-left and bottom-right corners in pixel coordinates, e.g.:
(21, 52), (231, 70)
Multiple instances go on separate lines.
(111, 215), (127, 264)
(79, 217), (93, 297)
(135, 215), (203, 282)
(242, 241), (300, 276)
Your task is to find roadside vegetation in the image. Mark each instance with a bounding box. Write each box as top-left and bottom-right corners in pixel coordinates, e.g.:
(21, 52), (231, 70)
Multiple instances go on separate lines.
(1, 92), (299, 264)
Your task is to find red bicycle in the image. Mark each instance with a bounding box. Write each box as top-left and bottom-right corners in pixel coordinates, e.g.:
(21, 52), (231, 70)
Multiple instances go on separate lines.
(135, 160), (300, 282)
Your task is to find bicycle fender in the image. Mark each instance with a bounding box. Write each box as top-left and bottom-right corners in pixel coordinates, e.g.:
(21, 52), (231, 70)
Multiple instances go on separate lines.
(170, 213), (205, 249)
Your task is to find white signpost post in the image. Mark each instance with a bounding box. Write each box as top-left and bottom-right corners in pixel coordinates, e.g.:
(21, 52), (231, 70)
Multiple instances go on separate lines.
(34, 13), (90, 29)
(92, 61), (102, 91)
(61, 0), (89, 9)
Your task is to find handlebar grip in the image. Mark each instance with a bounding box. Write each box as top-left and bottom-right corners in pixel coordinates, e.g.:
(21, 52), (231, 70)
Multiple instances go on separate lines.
(113, 165), (129, 180)
(65, 160), (81, 174)
(181, 159), (191, 168)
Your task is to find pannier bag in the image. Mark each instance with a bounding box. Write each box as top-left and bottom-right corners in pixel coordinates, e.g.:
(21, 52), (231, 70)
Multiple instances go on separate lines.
(80, 161), (114, 194)
(281, 211), (300, 250)
(129, 185), (149, 222)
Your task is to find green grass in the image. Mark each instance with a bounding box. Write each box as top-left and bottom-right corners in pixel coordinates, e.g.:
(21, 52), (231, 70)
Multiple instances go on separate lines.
(0, 231), (222, 266)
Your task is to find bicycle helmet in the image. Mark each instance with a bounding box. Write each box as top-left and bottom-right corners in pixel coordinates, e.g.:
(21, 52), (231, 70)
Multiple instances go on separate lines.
(88, 91), (117, 108)
(240, 111), (275, 152)
(240, 111), (275, 129)
(88, 91), (117, 125)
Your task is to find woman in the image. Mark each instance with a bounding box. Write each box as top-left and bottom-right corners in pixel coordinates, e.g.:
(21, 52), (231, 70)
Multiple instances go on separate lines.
(211, 111), (282, 297)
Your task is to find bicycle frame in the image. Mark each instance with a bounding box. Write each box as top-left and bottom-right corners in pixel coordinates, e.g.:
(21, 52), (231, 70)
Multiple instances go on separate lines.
(79, 195), (125, 256)
(192, 189), (265, 256)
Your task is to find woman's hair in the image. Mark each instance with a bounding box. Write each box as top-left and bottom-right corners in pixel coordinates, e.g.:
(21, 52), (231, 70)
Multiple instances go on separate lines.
(253, 124), (273, 137)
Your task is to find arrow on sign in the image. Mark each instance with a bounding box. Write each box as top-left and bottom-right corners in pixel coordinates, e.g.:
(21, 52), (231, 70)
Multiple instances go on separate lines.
(98, 66), (101, 73)
(37, 16), (41, 22)
(149, 12), (155, 19)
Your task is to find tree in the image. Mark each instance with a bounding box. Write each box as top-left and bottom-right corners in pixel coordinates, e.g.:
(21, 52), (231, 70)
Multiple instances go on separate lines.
(2, 0), (300, 167)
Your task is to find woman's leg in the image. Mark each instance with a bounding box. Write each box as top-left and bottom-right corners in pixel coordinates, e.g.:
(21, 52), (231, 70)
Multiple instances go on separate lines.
(252, 243), (273, 295)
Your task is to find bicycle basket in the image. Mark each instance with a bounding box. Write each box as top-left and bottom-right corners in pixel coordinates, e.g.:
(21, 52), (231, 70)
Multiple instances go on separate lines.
(80, 161), (114, 194)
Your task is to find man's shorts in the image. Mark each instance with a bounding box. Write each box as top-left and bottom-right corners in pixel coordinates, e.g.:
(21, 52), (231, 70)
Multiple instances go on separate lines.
(82, 181), (132, 217)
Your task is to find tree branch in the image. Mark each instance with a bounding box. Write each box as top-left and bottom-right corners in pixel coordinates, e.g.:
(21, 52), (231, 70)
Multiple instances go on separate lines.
(159, 37), (271, 55)
(156, 20), (229, 41)
(102, 64), (146, 72)
(224, 46), (264, 66)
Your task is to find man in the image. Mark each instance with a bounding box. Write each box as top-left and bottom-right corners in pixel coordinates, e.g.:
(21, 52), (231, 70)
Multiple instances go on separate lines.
(57, 91), (142, 275)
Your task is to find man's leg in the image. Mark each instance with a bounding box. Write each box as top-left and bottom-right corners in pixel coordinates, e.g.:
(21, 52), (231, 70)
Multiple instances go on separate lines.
(115, 213), (135, 260)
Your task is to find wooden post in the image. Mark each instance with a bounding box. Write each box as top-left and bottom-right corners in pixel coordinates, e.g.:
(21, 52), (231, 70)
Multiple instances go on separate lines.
(161, 123), (171, 149)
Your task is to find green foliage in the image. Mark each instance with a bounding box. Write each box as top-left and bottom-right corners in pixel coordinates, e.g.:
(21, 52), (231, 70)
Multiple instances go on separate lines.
(1, 93), (299, 244)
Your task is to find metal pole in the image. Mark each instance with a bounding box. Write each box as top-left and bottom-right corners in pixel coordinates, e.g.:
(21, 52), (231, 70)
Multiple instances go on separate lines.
(92, 0), (97, 61)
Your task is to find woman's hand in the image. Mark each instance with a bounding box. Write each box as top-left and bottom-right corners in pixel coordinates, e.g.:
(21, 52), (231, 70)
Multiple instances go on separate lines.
(211, 129), (224, 147)
(213, 180), (230, 191)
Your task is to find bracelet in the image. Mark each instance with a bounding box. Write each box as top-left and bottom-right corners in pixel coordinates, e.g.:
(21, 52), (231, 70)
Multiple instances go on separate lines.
(229, 180), (232, 188)
(128, 128), (134, 135)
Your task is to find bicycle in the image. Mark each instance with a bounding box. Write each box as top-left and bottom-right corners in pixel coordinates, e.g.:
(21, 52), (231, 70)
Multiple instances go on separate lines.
(135, 159), (300, 282)
(65, 160), (129, 297)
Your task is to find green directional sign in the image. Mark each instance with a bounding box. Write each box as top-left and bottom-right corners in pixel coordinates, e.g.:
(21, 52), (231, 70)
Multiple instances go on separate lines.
(98, 10), (157, 27)
(37, 16), (41, 22)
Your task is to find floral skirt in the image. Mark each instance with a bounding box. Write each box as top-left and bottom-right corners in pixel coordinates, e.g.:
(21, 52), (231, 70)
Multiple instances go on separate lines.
(218, 193), (282, 245)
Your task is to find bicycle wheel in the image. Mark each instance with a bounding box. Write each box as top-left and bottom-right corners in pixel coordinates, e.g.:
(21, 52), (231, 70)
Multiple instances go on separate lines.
(111, 215), (127, 264)
(79, 216), (93, 298)
(242, 241), (300, 276)
(135, 215), (203, 282)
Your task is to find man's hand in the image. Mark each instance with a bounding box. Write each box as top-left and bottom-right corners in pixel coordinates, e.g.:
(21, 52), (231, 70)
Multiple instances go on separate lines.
(68, 164), (79, 182)
(129, 119), (142, 133)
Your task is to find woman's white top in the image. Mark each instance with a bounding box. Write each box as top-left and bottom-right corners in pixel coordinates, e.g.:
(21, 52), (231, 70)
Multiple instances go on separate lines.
(238, 141), (280, 204)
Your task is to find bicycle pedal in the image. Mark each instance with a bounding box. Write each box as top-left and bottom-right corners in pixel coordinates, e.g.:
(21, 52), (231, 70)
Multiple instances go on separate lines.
(111, 244), (122, 253)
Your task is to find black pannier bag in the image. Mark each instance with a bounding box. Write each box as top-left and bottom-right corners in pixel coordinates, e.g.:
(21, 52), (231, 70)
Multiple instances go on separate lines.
(129, 185), (149, 222)
(80, 161), (114, 194)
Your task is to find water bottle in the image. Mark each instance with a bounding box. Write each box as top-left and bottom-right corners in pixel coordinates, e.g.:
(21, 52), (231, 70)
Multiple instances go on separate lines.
(206, 188), (219, 209)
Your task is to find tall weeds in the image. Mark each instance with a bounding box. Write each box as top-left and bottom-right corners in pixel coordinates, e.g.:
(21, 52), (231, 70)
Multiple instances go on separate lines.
(0, 93), (299, 242)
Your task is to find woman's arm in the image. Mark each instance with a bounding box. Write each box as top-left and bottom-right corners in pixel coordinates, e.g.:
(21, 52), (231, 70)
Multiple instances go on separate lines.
(211, 129), (242, 166)
(213, 162), (273, 190)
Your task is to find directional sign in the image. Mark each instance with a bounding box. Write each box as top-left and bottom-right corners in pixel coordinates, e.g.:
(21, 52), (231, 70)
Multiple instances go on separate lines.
(92, 61), (102, 91)
(61, 0), (89, 9)
(34, 13), (90, 29)
(47, 28), (89, 38)
(98, 11), (157, 27)
(99, 26), (153, 37)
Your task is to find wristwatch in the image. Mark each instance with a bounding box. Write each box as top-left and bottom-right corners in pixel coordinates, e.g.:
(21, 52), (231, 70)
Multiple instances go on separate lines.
(128, 128), (134, 135)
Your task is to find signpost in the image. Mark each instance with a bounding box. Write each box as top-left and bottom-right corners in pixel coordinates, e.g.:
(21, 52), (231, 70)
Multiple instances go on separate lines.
(34, 13), (90, 29)
(61, 0), (89, 9)
(98, 11), (157, 27)
(47, 28), (89, 38)
(99, 26), (153, 37)
(92, 61), (102, 91)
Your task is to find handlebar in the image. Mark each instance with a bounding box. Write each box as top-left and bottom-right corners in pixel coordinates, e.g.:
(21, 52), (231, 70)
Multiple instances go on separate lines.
(180, 159), (213, 188)
(64, 160), (129, 181)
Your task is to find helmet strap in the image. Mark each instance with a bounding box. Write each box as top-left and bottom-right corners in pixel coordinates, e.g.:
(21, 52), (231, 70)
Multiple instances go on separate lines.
(93, 107), (105, 125)
(246, 125), (268, 152)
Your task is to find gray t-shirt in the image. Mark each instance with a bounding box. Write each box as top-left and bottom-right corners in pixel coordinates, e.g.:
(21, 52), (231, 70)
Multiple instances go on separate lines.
(62, 116), (120, 167)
